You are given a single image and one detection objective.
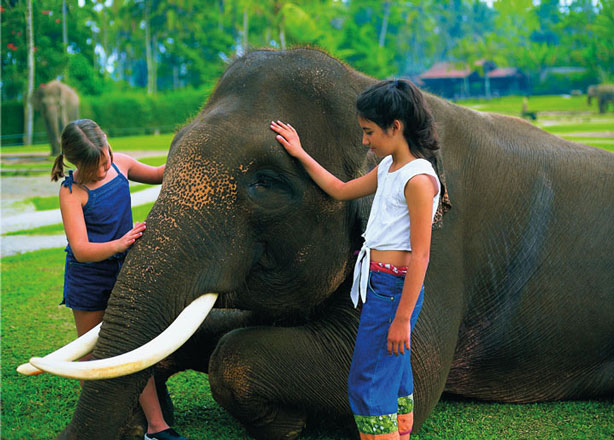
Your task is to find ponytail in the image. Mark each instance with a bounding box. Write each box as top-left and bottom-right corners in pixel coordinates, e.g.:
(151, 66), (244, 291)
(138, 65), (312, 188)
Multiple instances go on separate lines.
(53, 119), (108, 184)
(51, 153), (65, 182)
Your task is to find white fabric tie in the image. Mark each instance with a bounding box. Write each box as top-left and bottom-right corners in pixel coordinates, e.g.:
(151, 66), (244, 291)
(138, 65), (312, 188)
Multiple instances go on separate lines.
(350, 245), (371, 307)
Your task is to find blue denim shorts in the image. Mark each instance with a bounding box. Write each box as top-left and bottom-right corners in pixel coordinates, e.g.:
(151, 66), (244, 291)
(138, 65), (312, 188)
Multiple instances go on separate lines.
(61, 255), (123, 311)
(348, 270), (424, 417)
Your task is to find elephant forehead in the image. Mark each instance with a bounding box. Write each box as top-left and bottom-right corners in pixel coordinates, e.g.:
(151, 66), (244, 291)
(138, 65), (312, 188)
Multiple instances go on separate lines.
(164, 156), (237, 211)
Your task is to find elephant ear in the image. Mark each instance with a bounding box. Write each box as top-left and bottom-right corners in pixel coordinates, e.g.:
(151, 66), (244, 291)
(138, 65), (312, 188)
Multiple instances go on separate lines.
(430, 153), (452, 230)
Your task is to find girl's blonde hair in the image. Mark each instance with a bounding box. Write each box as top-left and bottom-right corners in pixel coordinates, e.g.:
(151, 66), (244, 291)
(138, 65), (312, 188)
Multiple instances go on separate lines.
(51, 119), (113, 183)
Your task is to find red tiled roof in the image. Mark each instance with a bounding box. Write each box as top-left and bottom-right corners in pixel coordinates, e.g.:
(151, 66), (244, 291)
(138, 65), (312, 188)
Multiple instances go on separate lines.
(420, 62), (471, 79)
(487, 67), (519, 78)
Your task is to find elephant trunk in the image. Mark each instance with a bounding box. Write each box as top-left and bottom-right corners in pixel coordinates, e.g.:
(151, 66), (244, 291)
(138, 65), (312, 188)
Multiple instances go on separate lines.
(54, 184), (248, 438)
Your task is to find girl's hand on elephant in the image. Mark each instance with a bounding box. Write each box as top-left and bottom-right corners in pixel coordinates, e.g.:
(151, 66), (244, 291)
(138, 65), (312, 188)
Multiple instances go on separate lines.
(115, 222), (146, 252)
(271, 121), (305, 158)
(387, 316), (411, 356)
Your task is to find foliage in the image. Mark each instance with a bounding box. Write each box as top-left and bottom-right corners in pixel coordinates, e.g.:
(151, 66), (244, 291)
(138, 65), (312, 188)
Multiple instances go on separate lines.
(1, 87), (209, 142)
(3, 0), (614, 100)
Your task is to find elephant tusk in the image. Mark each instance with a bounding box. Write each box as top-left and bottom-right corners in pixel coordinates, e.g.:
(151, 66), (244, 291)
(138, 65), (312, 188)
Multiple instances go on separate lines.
(17, 323), (101, 376)
(29, 293), (218, 380)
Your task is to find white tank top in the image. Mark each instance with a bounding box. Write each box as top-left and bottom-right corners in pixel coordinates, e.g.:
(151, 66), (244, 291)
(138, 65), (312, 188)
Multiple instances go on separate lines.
(350, 155), (440, 307)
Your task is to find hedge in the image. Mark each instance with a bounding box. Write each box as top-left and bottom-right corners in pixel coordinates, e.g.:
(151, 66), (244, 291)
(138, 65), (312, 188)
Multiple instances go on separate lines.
(1, 85), (214, 146)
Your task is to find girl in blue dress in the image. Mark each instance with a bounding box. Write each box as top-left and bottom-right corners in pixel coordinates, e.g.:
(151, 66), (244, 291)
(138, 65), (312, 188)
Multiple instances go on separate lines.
(51, 119), (186, 440)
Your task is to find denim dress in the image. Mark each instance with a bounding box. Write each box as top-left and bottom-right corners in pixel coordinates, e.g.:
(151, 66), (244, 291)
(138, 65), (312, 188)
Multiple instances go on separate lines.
(61, 163), (133, 311)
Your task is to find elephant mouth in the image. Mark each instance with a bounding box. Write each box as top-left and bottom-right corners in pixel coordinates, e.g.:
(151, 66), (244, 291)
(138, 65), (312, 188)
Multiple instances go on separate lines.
(18, 293), (218, 380)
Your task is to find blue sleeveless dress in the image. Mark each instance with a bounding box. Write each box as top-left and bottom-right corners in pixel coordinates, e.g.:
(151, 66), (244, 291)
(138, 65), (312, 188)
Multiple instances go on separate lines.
(61, 163), (133, 311)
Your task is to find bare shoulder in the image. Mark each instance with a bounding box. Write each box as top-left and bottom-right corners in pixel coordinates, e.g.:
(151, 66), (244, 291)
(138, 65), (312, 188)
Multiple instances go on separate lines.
(59, 182), (88, 207)
(112, 152), (135, 175)
(405, 174), (438, 199)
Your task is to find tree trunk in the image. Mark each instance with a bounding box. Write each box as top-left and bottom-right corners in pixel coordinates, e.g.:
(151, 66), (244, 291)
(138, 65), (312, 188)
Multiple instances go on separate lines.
(145, 0), (155, 95)
(242, 7), (249, 55)
(218, 0), (224, 32)
(63, 0), (69, 81)
(24, 0), (35, 146)
(173, 65), (179, 90)
(485, 75), (491, 99)
(279, 22), (286, 50)
(102, 8), (109, 75)
(379, 1), (391, 48)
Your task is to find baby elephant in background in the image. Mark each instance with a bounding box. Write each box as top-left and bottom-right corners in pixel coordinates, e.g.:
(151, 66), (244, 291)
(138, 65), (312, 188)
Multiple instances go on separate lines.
(32, 80), (79, 155)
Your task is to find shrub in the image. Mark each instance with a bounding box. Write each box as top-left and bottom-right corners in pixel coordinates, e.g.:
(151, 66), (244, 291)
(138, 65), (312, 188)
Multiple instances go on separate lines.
(1, 85), (213, 145)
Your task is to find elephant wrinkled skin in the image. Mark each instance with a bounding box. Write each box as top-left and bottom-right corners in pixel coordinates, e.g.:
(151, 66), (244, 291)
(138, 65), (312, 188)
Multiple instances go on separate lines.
(32, 80), (79, 155)
(51, 49), (613, 439)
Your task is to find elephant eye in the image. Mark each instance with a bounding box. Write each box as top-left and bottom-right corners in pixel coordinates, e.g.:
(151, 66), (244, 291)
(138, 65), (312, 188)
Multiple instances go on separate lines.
(253, 176), (274, 188)
(247, 169), (295, 209)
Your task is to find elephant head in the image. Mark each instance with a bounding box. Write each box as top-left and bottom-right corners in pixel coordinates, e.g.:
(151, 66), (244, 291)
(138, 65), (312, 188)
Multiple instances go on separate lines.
(32, 80), (79, 155)
(30, 49), (377, 439)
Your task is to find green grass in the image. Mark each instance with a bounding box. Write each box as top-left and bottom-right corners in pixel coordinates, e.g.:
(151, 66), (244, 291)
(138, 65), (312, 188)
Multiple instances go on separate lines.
(9, 182), (162, 214)
(4, 223), (66, 236)
(139, 155), (167, 167)
(1, 133), (174, 155)
(537, 120), (614, 134)
(559, 138), (614, 152)
(2, 248), (613, 439)
(3, 202), (155, 236)
(457, 95), (596, 115)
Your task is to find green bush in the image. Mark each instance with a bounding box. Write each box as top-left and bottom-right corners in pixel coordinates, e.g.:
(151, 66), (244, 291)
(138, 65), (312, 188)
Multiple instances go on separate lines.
(532, 70), (599, 95)
(1, 100), (48, 145)
(66, 53), (105, 96)
(1, 85), (213, 145)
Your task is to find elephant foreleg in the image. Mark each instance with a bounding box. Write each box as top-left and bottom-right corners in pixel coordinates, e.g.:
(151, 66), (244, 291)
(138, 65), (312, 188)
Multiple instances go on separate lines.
(156, 308), (259, 379)
(208, 300), (359, 440)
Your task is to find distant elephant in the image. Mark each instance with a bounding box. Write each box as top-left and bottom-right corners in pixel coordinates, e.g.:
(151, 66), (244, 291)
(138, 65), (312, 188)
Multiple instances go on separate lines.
(587, 84), (614, 113)
(32, 80), (79, 155)
(24, 49), (613, 440)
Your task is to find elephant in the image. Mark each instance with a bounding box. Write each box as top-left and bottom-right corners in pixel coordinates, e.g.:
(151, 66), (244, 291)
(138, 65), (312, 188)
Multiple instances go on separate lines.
(32, 80), (79, 155)
(23, 49), (614, 440)
(587, 84), (614, 113)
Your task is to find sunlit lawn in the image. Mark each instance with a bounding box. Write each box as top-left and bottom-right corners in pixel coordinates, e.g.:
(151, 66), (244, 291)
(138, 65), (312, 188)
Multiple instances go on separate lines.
(2, 248), (613, 439)
(456, 94), (598, 114)
(1, 133), (174, 155)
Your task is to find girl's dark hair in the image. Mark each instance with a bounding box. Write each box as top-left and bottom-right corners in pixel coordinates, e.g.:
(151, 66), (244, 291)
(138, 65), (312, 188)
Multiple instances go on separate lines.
(51, 119), (113, 183)
(356, 79), (439, 161)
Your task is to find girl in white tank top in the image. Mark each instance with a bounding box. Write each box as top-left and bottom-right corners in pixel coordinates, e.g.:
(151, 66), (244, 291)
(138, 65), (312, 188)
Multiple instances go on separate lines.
(271, 79), (442, 440)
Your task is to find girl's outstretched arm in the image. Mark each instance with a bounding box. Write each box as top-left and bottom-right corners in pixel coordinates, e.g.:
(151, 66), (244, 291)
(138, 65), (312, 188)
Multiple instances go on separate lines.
(114, 153), (165, 184)
(60, 185), (146, 263)
(271, 120), (376, 201)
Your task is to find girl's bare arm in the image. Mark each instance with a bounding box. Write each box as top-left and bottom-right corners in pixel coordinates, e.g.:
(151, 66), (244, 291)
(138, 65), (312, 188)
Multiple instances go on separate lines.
(387, 174), (437, 355)
(60, 185), (146, 263)
(114, 153), (165, 184)
(271, 120), (377, 201)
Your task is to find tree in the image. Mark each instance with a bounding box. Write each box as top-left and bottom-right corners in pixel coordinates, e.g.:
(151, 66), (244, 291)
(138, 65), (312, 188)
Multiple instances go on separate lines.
(24, 0), (35, 146)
